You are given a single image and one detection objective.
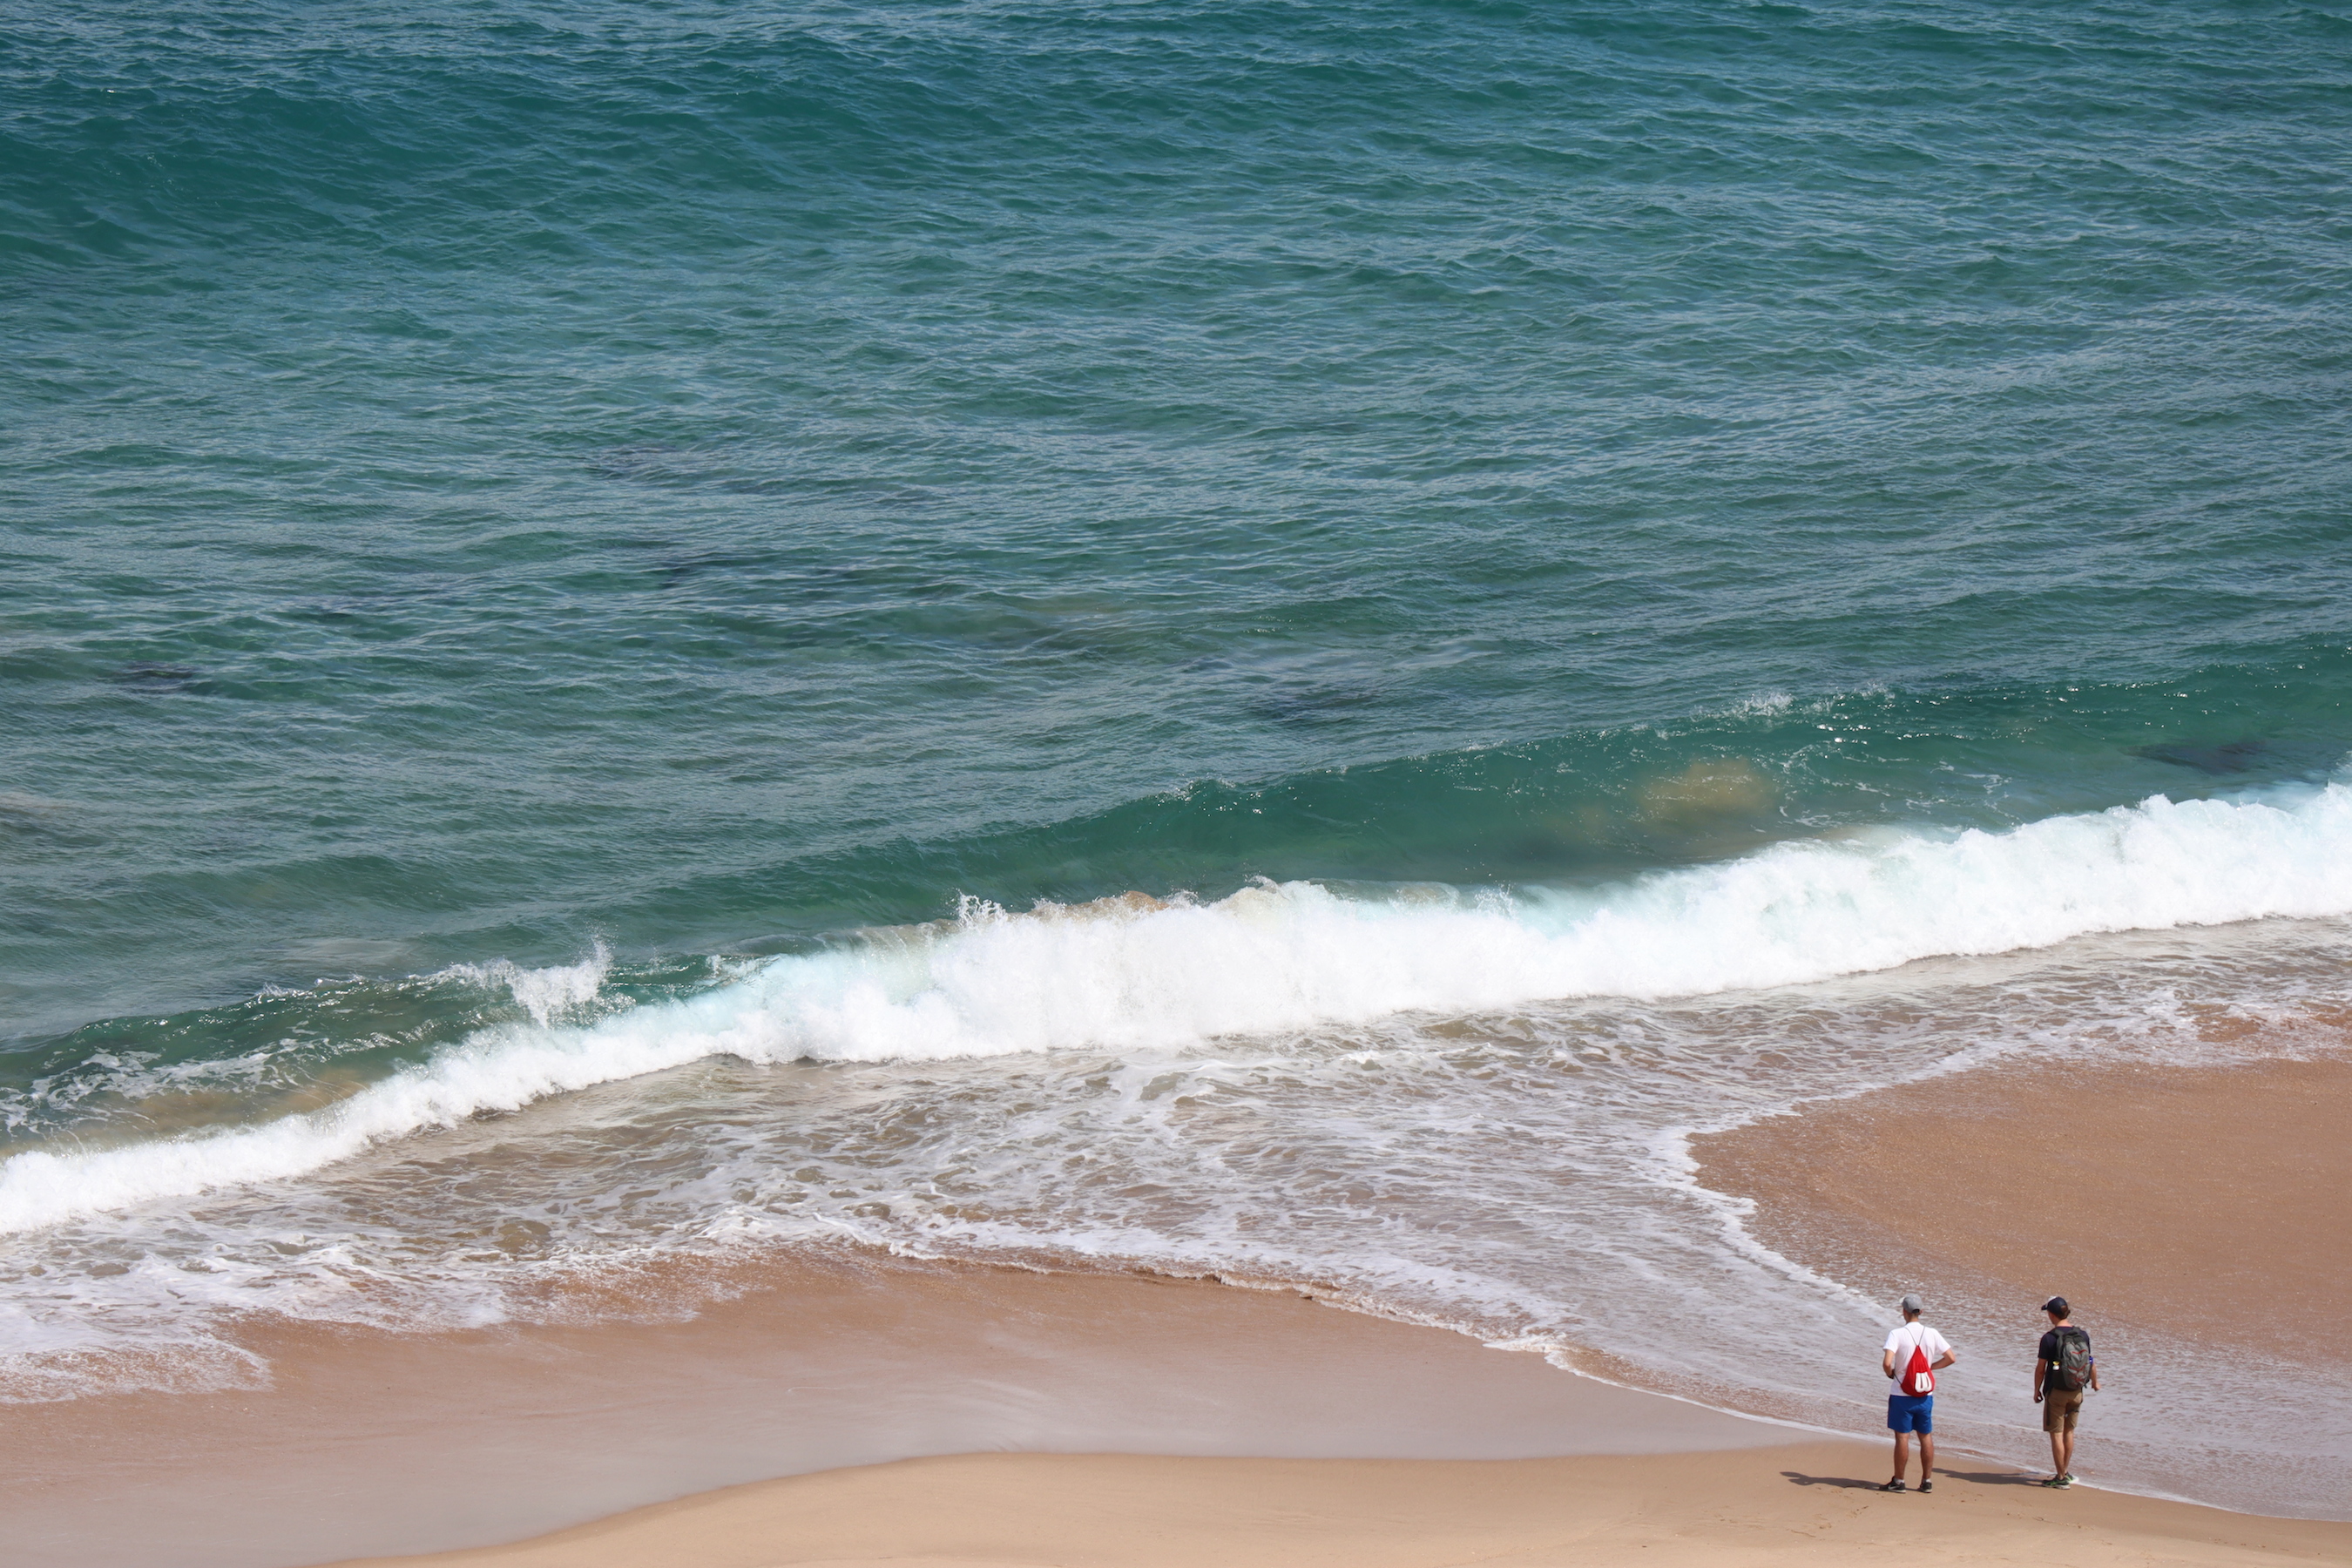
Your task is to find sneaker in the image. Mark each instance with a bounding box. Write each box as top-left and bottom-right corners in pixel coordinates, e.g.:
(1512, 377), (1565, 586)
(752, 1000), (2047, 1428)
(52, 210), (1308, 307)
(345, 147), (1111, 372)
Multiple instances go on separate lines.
(1917, 1481), (1932, 1493)
(2058, 1475), (2074, 1488)
(2039, 1477), (2065, 1488)
(1881, 1479), (1907, 1492)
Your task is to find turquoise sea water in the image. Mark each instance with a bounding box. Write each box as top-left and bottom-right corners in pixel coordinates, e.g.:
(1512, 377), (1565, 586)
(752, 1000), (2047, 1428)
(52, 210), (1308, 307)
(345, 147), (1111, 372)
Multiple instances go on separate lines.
(5, 0), (2352, 1518)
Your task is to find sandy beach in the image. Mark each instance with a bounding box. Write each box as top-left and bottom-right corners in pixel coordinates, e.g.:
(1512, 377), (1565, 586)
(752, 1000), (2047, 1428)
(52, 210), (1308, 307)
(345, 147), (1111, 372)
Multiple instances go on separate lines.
(11, 1043), (2342, 1568)
(1693, 1051), (2352, 1362)
(322, 1445), (2351, 1568)
(1690, 1045), (2352, 1520)
(313, 1043), (2347, 1567)
(1, 1252), (1787, 1568)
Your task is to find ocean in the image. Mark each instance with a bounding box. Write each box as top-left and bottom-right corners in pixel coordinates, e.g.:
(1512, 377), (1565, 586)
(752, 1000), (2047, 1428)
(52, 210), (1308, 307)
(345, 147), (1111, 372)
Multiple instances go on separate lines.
(4, 0), (2350, 1518)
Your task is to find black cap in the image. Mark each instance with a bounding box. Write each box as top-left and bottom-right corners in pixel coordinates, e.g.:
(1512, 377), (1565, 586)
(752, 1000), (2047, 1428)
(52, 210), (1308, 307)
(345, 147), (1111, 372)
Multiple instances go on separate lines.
(2042, 1296), (2069, 1315)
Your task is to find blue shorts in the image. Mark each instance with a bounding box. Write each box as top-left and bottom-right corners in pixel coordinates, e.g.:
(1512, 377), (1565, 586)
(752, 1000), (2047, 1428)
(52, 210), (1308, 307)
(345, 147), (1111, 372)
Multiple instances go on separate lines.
(1887, 1394), (1934, 1433)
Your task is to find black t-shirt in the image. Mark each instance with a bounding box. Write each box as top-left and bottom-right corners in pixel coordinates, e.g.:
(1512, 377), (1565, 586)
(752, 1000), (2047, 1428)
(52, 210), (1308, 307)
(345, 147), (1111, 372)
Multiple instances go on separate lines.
(2040, 1326), (2091, 1386)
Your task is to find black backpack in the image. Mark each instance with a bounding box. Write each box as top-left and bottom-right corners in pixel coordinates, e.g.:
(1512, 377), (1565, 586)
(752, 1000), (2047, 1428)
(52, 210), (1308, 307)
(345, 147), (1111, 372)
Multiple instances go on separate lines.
(2048, 1327), (2092, 1392)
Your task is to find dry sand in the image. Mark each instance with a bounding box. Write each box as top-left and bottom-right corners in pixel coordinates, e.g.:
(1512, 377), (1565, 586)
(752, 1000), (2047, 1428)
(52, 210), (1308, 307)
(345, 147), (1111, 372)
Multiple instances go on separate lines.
(324, 1444), (2351, 1568)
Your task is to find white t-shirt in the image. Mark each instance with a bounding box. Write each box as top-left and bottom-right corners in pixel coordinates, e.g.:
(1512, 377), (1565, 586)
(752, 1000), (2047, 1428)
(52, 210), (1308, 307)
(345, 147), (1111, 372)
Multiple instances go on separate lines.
(1883, 1321), (1953, 1394)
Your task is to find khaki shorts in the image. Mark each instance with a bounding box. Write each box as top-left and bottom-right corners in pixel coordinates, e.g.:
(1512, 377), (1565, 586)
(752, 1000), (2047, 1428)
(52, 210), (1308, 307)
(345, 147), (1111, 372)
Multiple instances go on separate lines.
(2042, 1387), (2085, 1433)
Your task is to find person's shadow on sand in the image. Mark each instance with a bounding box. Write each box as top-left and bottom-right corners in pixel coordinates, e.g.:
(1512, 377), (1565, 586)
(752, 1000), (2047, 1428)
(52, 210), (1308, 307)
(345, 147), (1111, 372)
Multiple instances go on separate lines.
(1780, 1471), (1887, 1490)
(1781, 1469), (2043, 1490)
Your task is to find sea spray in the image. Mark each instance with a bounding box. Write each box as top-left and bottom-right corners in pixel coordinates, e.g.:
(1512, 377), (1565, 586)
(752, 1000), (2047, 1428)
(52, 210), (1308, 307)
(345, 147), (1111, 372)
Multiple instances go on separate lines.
(444, 941), (616, 1027)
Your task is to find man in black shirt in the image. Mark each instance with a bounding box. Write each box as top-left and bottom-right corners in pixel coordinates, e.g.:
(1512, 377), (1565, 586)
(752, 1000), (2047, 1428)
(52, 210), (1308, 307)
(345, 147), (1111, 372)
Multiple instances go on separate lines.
(2032, 1295), (2100, 1487)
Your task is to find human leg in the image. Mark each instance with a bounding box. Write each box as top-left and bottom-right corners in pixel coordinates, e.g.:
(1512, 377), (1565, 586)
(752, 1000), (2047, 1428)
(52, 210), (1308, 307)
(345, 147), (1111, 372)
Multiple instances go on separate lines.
(1883, 1395), (1931, 1489)
(1919, 1433), (1935, 1482)
(2042, 1389), (2081, 1484)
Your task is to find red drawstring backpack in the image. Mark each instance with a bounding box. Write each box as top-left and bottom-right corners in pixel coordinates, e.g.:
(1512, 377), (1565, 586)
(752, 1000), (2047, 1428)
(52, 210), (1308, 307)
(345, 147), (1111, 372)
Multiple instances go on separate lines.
(1897, 1329), (1936, 1396)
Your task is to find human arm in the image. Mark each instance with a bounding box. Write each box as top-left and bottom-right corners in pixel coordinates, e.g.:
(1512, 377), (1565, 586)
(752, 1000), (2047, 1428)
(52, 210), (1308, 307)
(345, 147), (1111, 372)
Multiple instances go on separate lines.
(2032, 1356), (2046, 1402)
(1882, 1348), (1897, 1379)
(1931, 1349), (1956, 1371)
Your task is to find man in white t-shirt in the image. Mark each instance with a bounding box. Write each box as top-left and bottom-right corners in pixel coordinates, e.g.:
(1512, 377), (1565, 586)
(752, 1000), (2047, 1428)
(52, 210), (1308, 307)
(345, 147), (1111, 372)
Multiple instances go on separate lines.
(1878, 1293), (1957, 1493)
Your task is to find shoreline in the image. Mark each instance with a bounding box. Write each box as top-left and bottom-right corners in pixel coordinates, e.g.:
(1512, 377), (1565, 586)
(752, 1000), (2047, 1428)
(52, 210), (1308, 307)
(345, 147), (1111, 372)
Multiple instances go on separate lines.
(6, 1047), (2344, 1565)
(1690, 1049), (2352, 1521)
(0, 1251), (1790, 1568)
(300, 1044), (2352, 1568)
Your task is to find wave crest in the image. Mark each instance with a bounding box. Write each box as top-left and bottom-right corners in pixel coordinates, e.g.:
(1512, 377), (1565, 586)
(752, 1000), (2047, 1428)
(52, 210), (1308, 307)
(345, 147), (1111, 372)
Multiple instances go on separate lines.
(7, 783), (2352, 1233)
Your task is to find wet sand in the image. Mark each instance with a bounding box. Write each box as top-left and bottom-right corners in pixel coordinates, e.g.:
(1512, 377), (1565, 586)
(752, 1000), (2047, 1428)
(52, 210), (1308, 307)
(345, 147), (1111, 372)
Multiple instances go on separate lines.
(1689, 1049), (2352, 1519)
(1692, 1053), (2352, 1361)
(323, 1444), (2352, 1568)
(0, 1251), (1788, 1568)
(298, 1048), (2352, 1568)
(16, 1053), (2349, 1566)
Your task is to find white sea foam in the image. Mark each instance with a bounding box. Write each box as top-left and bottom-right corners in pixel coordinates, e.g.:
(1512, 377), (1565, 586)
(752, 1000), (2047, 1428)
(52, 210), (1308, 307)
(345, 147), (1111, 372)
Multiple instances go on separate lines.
(443, 941), (614, 1026)
(7, 782), (2352, 1234)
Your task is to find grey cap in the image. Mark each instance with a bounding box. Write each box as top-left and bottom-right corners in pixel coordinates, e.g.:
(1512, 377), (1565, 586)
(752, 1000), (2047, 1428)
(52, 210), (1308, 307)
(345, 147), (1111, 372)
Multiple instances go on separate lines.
(1899, 1294), (1926, 1315)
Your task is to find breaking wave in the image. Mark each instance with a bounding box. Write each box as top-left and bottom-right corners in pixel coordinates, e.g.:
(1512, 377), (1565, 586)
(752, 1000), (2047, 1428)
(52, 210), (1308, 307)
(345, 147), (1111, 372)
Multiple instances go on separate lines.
(7, 781), (2352, 1234)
